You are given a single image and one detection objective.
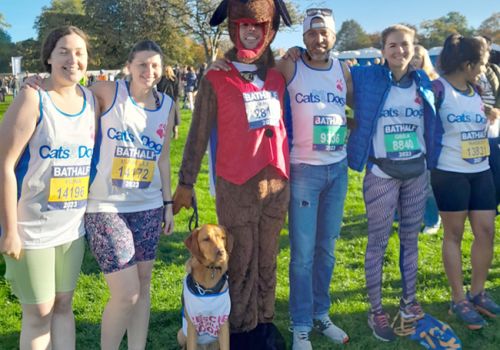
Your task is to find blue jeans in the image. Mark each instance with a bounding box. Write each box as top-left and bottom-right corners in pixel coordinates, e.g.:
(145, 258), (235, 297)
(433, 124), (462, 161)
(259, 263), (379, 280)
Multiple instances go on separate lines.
(288, 159), (348, 331)
(423, 192), (440, 227)
(423, 171), (440, 227)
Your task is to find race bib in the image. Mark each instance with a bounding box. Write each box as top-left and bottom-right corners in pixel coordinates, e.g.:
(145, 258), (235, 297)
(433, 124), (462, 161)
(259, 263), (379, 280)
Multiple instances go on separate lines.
(312, 115), (347, 151)
(48, 165), (90, 210)
(461, 130), (489, 163)
(111, 146), (156, 189)
(384, 124), (421, 159)
(243, 91), (281, 129)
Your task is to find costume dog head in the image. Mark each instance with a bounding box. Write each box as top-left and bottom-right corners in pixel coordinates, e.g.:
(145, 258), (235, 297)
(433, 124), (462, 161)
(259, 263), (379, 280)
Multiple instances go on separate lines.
(210, 0), (292, 64)
(184, 224), (233, 267)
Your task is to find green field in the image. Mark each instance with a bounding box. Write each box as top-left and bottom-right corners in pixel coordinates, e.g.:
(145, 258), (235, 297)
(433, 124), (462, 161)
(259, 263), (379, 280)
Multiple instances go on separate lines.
(1, 97), (500, 349)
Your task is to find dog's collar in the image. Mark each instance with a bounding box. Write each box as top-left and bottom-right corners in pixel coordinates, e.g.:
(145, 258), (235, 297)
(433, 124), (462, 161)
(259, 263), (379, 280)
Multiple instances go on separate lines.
(193, 256), (225, 279)
(204, 264), (223, 279)
(186, 273), (228, 296)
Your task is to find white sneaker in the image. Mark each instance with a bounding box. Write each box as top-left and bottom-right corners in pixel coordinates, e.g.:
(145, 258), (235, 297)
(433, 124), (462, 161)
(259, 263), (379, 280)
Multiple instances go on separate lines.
(313, 317), (349, 344)
(292, 330), (312, 350)
(422, 225), (440, 234)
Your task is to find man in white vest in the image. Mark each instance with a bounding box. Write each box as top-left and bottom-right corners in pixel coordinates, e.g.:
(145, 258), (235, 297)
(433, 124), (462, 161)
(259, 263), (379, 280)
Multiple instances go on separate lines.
(277, 8), (352, 350)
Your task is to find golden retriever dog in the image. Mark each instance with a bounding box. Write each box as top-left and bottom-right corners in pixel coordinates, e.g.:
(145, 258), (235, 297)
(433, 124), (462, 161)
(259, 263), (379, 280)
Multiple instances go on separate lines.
(177, 224), (233, 350)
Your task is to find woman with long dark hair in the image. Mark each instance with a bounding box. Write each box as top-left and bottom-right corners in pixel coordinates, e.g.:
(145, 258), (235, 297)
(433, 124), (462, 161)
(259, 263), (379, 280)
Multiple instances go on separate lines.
(431, 34), (499, 330)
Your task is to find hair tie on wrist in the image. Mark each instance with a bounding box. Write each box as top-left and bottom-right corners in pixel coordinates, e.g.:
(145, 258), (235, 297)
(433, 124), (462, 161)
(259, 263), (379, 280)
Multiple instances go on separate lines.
(179, 181), (194, 189)
(163, 200), (174, 206)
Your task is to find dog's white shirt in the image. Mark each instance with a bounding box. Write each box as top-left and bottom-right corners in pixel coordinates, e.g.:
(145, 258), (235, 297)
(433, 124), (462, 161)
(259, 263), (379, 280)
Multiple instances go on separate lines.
(182, 276), (231, 344)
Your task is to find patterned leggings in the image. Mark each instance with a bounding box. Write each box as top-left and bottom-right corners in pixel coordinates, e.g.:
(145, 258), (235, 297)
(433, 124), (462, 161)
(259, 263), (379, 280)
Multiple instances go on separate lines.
(363, 170), (428, 312)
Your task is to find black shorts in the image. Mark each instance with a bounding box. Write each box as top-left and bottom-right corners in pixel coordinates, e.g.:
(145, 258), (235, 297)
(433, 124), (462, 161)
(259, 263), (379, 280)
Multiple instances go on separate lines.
(431, 168), (496, 211)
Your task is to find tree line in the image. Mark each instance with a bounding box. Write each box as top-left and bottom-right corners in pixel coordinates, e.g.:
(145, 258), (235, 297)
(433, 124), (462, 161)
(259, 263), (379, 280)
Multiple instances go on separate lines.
(336, 12), (499, 51)
(0, 1), (498, 73)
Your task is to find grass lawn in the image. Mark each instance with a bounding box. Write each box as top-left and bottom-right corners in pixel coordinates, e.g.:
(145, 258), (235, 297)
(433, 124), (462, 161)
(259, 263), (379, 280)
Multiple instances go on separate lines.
(1, 98), (500, 349)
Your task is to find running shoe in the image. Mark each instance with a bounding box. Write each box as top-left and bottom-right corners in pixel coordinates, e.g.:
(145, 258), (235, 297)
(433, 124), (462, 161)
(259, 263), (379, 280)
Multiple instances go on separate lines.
(467, 291), (500, 318)
(449, 299), (487, 330)
(313, 316), (349, 344)
(367, 310), (396, 342)
(422, 225), (440, 234)
(400, 299), (425, 320)
(292, 330), (312, 350)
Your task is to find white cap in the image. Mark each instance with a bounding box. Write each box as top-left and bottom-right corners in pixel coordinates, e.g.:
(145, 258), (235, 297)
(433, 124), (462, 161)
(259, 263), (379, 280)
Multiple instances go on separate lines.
(303, 10), (335, 35)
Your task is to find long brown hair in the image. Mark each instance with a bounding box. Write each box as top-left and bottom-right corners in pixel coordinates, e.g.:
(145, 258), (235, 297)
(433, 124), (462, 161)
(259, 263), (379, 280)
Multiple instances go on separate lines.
(41, 26), (90, 73)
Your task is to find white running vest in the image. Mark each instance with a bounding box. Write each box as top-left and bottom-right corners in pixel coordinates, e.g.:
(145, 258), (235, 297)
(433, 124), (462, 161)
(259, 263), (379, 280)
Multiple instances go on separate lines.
(371, 82), (426, 178)
(436, 78), (490, 173)
(181, 277), (231, 345)
(15, 86), (95, 249)
(87, 80), (173, 213)
(287, 57), (347, 165)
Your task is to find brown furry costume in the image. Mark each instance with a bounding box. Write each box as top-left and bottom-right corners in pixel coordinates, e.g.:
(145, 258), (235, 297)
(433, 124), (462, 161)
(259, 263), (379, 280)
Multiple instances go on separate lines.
(173, 0), (292, 343)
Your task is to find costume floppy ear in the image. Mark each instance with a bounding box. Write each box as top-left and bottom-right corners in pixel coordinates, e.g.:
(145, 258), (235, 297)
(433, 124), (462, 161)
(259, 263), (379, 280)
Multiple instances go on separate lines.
(209, 0), (229, 26)
(185, 228), (204, 261)
(275, 0), (292, 27)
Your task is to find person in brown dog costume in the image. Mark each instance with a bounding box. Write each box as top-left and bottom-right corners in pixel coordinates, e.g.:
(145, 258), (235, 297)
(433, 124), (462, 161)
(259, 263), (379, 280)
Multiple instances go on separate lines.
(173, 0), (292, 348)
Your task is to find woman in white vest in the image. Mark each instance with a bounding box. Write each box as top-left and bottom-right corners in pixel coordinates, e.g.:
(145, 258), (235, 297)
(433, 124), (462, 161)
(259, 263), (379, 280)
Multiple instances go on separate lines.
(348, 25), (437, 342)
(0, 26), (95, 350)
(22, 39), (176, 349)
(431, 34), (499, 329)
(84, 40), (175, 349)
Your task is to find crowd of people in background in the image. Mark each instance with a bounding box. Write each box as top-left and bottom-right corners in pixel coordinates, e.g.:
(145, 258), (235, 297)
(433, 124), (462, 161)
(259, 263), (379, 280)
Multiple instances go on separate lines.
(0, 64), (210, 145)
(0, 75), (20, 101)
(78, 64), (206, 109)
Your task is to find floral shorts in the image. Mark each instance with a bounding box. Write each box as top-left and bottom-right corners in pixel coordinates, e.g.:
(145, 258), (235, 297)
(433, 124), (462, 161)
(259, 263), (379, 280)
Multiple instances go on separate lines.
(84, 207), (163, 274)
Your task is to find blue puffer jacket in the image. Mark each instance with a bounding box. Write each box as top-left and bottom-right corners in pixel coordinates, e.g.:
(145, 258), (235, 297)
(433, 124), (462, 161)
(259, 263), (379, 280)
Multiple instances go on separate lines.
(347, 64), (437, 172)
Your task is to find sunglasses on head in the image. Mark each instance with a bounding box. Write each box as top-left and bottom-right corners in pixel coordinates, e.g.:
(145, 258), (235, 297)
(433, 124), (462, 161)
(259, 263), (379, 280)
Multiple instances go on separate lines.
(306, 8), (333, 17)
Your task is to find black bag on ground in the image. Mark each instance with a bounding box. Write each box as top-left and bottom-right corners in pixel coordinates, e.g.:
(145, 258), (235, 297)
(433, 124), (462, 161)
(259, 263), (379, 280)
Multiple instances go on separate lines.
(369, 154), (425, 180)
(230, 323), (286, 350)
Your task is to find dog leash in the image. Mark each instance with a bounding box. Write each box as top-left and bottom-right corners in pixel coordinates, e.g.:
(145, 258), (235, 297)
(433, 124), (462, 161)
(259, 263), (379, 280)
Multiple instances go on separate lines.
(188, 191), (199, 232)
